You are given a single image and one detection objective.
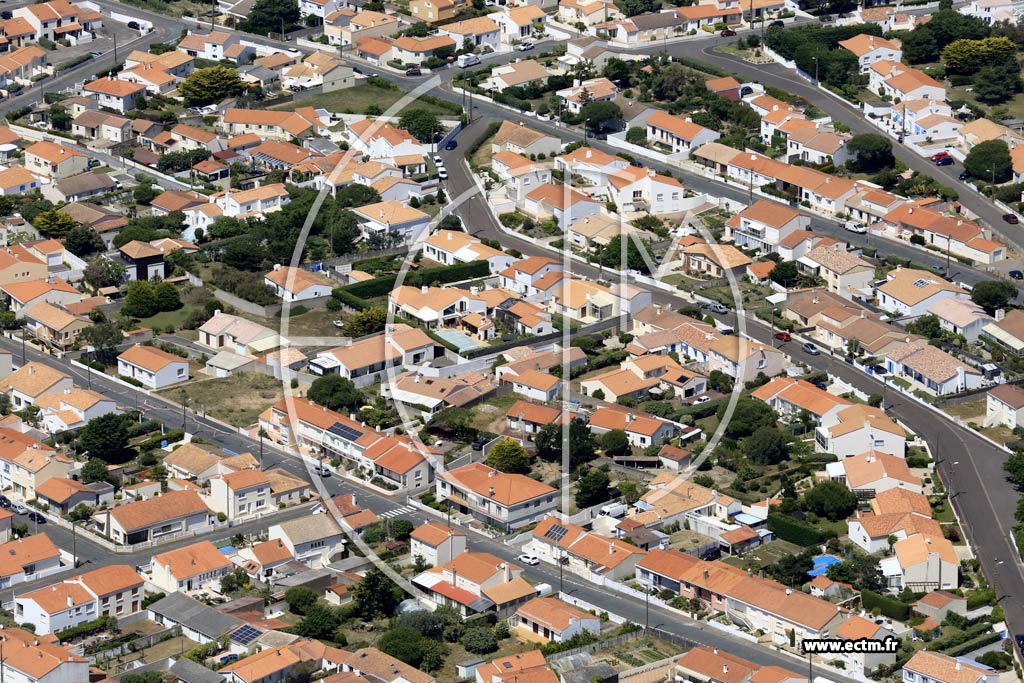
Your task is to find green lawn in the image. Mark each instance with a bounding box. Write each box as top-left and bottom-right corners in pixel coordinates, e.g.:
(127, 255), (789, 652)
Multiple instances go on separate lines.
(272, 84), (456, 117)
(136, 307), (193, 333)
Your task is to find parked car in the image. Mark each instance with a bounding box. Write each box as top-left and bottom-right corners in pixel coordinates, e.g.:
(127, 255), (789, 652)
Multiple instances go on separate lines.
(127, 20), (141, 29)
(10, 504), (27, 515)
(869, 364), (888, 375)
(930, 151), (950, 161)
(692, 395), (711, 404)
(844, 220), (867, 234)
(708, 302), (729, 314)
(720, 29), (737, 36)
(958, 171), (969, 181)
(471, 437), (488, 451)
(0, 495), (10, 509)
(438, 168), (448, 180)
(433, 155), (444, 166)
(818, 14), (833, 21)
(802, 342), (821, 355)
(312, 465), (331, 477)
(445, 140), (458, 150)
(27, 511), (44, 524)
(935, 157), (954, 166)
(1004, 213), (1020, 224)
(1, 11), (12, 20)
(405, 67), (422, 76)
(1011, 270), (1024, 280)
(517, 553), (540, 565)
(517, 41), (534, 51)
(774, 332), (791, 342)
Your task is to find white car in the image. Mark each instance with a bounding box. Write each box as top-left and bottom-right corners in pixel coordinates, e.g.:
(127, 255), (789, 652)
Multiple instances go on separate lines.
(517, 41), (534, 51)
(844, 220), (867, 234)
(517, 553), (540, 565)
(692, 395), (711, 405)
(438, 168), (448, 180)
(433, 155), (444, 166)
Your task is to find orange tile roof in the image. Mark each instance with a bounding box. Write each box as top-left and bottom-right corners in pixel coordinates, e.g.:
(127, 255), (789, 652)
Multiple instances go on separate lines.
(516, 596), (596, 632)
(154, 540), (231, 578)
(118, 344), (186, 372)
(441, 462), (555, 506)
(109, 490), (209, 532)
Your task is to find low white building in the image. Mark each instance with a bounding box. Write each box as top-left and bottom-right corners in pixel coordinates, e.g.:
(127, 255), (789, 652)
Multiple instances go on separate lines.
(264, 265), (334, 302)
(151, 540), (232, 593)
(410, 522), (466, 568)
(268, 515), (346, 568)
(15, 565), (145, 634)
(985, 383), (1024, 429)
(117, 345), (188, 390)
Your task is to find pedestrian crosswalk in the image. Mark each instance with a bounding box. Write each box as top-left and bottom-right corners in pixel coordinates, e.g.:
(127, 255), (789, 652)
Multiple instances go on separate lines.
(378, 505), (415, 519)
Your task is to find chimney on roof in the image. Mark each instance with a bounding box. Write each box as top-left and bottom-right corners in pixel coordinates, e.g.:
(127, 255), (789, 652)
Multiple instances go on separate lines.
(955, 662), (961, 671)
(488, 468), (496, 477)
(713, 648), (717, 655)
(27, 365), (33, 375)
(997, 308), (1006, 321)
(908, 207), (913, 214)
(488, 486), (495, 496)
(421, 285), (428, 294)
(703, 569), (709, 580)
(626, 412), (634, 423)
(723, 666), (728, 675)
(67, 596), (73, 608)
(785, 588), (792, 595)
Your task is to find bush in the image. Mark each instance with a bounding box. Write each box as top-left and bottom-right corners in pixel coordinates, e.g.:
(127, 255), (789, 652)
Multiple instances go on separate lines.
(766, 512), (826, 546)
(861, 589), (910, 621)
(461, 627), (498, 654)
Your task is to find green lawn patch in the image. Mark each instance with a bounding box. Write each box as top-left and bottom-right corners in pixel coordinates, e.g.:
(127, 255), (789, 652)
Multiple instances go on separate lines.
(272, 84), (456, 117)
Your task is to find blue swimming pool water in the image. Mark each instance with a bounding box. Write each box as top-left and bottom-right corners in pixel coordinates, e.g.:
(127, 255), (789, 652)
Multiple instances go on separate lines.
(807, 554), (842, 577)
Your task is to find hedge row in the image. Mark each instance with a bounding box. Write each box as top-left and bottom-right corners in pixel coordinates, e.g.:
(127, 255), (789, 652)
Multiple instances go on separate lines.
(56, 616), (114, 642)
(341, 260), (490, 300)
(766, 512), (826, 547)
(139, 429), (185, 453)
(861, 590), (910, 622)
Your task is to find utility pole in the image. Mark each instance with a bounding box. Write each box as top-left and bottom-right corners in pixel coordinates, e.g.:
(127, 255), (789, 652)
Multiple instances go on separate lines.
(112, 32), (118, 68)
(19, 330), (24, 365)
(71, 521), (77, 568)
(180, 390), (187, 432)
(644, 586), (650, 631)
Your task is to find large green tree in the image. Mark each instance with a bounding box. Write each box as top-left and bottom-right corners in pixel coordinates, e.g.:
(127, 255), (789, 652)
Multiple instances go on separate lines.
(942, 37), (1016, 74)
(351, 568), (404, 619)
(535, 417), (597, 468)
(122, 280), (157, 319)
(80, 413), (129, 463)
(179, 66), (246, 107)
(399, 109), (442, 143)
(600, 429), (631, 458)
(743, 427), (789, 465)
(65, 225), (104, 258)
(971, 279), (1016, 313)
(80, 321), (124, 363)
(33, 208), (78, 239)
(239, 0), (300, 35)
(717, 398), (777, 438)
(974, 60), (1022, 104)
(341, 307), (387, 338)
(575, 466), (611, 508)
(847, 133), (894, 173)
(307, 375), (364, 413)
(803, 480), (858, 521)
(485, 437), (530, 474)
(581, 100), (622, 134)
(80, 457), (112, 484)
(964, 139), (1012, 184)
(601, 235), (650, 273)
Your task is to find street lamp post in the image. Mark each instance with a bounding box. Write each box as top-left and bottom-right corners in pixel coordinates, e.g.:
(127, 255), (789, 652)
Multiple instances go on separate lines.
(180, 391), (188, 433)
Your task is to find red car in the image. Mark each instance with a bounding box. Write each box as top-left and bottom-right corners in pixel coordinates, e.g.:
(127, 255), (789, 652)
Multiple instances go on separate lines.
(774, 332), (791, 342)
(930, 150), (950, 162)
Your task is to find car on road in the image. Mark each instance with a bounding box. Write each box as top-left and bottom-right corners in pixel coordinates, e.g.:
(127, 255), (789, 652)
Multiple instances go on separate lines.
(1004, 213), (1020, 224)
(802, 342), (821, 355)
(935, 156), (954, 166)
(1011, 270), (1024, 280)
(444, 140), (458, 151)
(959, 171), (969, 180)
(127, 20), (141, 29)
(708, 302), (729, 314)
(0, 11), (12, 20)
(770, 19), (785, 26)
(89, 50), (103, 57)
(517, 553), (540, 565)
(27, 511), (44, 524)
(312, 465), (331, 477)
(692, 395), (711, 404)
(774, 332), (791, 342)
(438, 168), (448, 180)
(1016, 634), (1024, 656)
(405, 67), (422, 76)
(433, 155), (444, 166)
(10, 504), (27, 515)
(517, 41), (534, 51)
(844, 220), (867, 233)
(0, 496), (10, 509)
(720, 29), (737, 36)
(818, 14), (833, 21)
(930, 151), (950, 161)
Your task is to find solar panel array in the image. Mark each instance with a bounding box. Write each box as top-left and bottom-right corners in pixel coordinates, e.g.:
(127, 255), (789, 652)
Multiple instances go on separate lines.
(544, 524), (568, 542)
(328, 422), (364, 442)
(231, 624), (261, 645)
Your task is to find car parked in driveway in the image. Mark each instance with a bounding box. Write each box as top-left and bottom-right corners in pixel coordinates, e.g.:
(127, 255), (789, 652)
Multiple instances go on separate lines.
(692, 395), (711, 404)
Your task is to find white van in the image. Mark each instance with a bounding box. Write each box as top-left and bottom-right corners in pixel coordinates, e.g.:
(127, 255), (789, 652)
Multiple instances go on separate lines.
(599, 503), (628, 518)
(457, 54), (481, 68)
(844, 220), (867, 234)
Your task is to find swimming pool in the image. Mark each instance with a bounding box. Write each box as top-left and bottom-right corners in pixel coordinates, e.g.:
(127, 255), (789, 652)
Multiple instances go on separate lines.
(807, 554), (842, 577)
